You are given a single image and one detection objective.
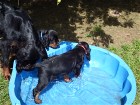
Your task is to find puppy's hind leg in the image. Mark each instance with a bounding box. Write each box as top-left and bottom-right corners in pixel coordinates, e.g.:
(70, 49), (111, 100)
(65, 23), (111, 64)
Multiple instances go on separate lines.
(33, 72), (50, 104)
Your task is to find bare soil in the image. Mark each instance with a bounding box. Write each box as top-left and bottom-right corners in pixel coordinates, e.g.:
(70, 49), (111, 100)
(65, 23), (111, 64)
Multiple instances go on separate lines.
(20, 0), (140, 48)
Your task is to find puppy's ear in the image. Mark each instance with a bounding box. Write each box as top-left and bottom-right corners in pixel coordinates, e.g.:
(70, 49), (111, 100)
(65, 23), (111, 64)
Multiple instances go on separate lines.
(42, 36), (50, 50)
(84, 43), (91, 61)
(39, 30), (50, 50)
(86, 45), (91, 61)
(86, 51), (90, 61)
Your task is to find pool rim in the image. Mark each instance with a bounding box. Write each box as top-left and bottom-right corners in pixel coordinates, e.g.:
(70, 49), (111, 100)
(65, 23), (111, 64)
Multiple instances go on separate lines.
(9, 41), (137, 105)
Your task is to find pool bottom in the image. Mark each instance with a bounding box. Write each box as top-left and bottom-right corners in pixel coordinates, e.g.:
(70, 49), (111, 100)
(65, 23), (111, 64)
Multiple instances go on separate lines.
(16, 65), (125, 105)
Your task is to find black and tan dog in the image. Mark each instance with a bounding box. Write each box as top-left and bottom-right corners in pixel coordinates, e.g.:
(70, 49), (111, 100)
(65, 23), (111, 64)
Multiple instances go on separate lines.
(33, 42), (91, 104)
(37, 29), (59, 50)
(0, 1), (59, 80)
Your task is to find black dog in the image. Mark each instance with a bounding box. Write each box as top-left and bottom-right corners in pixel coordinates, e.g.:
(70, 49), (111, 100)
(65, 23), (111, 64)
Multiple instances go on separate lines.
(0, 2), (58, 80)
(33, 42), (91, 104)
(16, 29), (59, 71)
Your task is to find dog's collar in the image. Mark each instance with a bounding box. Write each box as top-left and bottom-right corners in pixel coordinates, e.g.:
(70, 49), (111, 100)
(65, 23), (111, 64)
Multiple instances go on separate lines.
(78, 45), (87, 54)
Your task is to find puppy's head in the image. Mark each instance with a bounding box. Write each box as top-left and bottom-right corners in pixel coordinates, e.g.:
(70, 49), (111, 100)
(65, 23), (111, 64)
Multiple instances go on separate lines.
(77, 42), (91, 61)
(39, 30), (59, 49)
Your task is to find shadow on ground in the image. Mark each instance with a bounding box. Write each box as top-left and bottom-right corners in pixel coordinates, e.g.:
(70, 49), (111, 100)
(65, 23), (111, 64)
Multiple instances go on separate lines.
(11, 0), (140, 45)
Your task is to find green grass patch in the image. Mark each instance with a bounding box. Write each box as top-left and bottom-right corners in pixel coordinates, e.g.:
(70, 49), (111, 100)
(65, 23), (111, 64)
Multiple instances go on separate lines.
(109, 40), (140, 105)
(0, 75), (11, 105)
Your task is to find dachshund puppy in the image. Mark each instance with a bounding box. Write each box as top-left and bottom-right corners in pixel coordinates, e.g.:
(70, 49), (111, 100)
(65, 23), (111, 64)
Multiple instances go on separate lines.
(0, 1), (50, 80)
(38, 29), (59, 49)
(33, 42), (91, 104)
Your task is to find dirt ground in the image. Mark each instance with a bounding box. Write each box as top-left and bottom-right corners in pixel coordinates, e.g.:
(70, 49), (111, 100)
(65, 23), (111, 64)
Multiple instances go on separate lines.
(73, 12), (140, 48)
(20, 0), (140, 48)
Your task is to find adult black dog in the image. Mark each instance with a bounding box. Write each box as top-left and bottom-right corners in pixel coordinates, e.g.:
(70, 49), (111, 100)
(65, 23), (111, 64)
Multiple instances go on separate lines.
(0, 2), (58, 80)
(33, 42), (91, 104)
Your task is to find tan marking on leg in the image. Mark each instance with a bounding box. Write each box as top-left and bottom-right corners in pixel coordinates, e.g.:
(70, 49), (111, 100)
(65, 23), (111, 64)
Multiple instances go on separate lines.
(35, 92), (42, 104)
(3, 67), (10, 80)
(64, 75), (71, 82)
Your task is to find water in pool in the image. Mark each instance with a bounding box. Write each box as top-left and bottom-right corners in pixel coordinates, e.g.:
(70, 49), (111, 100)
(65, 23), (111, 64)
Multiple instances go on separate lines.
(20, 66), (122, 105)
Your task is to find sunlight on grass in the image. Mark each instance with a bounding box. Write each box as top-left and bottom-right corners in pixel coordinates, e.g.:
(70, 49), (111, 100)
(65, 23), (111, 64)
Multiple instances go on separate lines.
(109, 40), (140, 105)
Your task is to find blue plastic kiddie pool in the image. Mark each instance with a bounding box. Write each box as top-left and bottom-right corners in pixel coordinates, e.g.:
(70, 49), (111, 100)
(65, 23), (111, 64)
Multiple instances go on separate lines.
(9, 41), (136, 105)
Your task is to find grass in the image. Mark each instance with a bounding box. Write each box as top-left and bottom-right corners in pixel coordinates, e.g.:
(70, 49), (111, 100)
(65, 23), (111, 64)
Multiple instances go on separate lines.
(0, 40), (140, 105)
(0, 72), (11, 105)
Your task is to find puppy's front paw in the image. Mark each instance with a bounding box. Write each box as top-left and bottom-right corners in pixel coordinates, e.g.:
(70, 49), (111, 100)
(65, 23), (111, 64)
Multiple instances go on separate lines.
(33, 89), (42, 104)
(2, 67), (11, 80)
(64, 75), (71, 82)
(35, 98), (42, 104)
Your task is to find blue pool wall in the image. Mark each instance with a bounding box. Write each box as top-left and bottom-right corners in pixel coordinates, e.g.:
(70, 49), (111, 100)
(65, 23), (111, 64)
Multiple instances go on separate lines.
(89, 44), (136, 105)
(9, 41), (136, 105)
